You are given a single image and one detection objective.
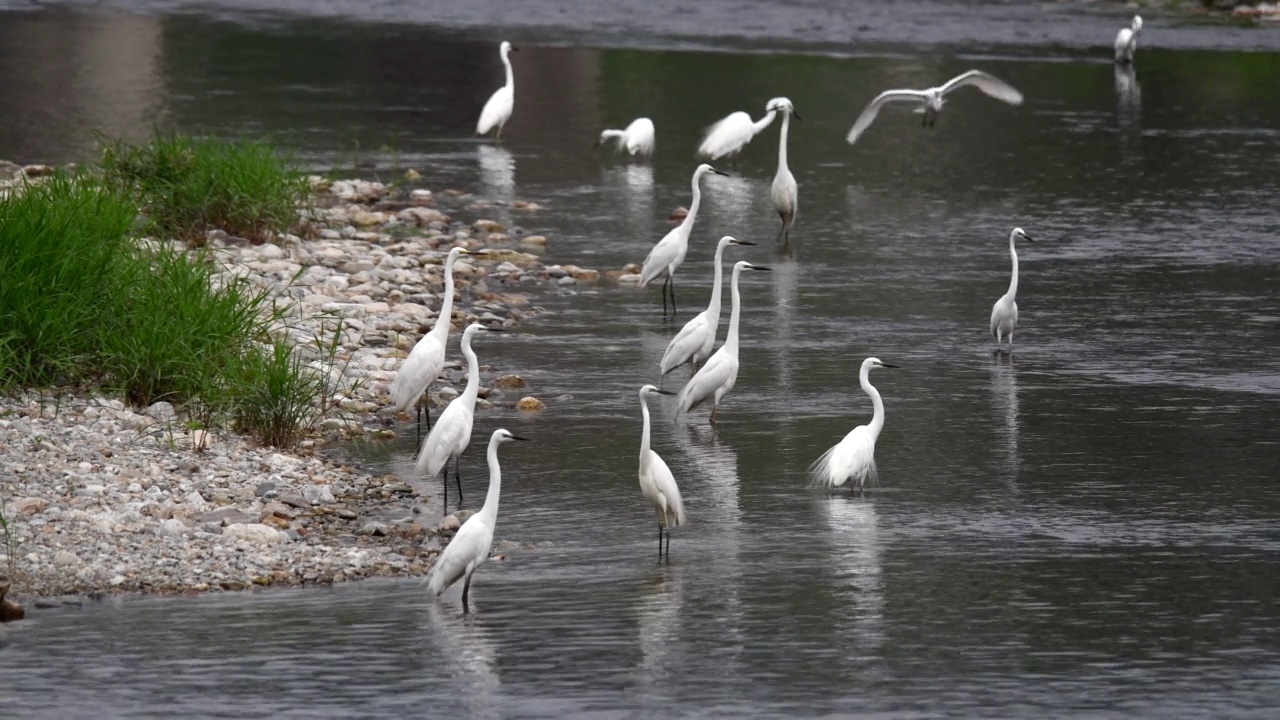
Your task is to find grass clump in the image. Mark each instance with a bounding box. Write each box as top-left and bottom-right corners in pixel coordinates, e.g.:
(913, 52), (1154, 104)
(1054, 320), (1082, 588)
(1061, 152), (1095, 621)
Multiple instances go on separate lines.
(100, 130), (309, 244)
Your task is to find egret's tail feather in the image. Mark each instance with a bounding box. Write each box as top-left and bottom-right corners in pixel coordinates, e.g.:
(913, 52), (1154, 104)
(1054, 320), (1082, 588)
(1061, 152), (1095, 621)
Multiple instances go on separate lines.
(806, 444), (845, 489)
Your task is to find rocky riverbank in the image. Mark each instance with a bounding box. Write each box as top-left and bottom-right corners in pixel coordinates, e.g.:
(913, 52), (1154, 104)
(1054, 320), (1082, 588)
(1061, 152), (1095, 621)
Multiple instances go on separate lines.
(0, 167), (613, 604)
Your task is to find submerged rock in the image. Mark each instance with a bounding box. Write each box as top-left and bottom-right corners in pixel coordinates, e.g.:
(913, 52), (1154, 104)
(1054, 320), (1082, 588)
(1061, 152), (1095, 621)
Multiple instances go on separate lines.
(516, 396), (546, 412)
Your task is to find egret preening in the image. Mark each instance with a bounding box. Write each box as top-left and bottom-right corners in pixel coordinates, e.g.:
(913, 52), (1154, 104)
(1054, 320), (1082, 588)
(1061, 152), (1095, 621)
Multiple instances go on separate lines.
(638, 385), (686, 561)
(809, 357), (900, 492)
(1114, 15), (1143, 64)
(389, 246), (472, 436)
(768, 97), (801, 245)
(596, 117), (656, 158)
(639, 163), (729, 316)
(476, 41), (518, 140)
(676, 261), (771, 425)
(415, 323), (500, 509)
(696, 100), (779, 160)
(990, 227), (1035, 350)
(659, 235), (756, 378)
(846, 70), (1024, 145)
(425, 428), (528, 612)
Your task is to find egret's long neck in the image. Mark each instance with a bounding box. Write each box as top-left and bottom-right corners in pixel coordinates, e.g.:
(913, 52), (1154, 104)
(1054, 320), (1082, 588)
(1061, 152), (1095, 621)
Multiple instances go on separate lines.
(1007, 236), (1019, 300)
(461, 335), (480, 402)
(431, 256), (459, 340)
(752, 110), (777, 137)
(480, 437), (503, 522)
(639, 394), (652, 459)
(725, 266), (745, 351)
(502, 51), (515, 90)
(862, 364), (886, 440)
(683, 172), (705, 230)
(602, 129), (625, 142)
(707, 242), (727, 315)
(777, 112), (791, 170)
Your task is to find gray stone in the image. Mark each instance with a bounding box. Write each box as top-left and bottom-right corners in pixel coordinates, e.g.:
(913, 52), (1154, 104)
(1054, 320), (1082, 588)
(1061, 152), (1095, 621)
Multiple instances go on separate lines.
(302, 484), (336, 505)
(196, 508), (256, 526)
(158, 519), (189, 537)
(255, 482), (277, 497)
(335, 508), (358, 520)
(146, 401), (177, 424)
(52, 550), (79, 567)
(357, 521), (390, 536)
(280, 493), (310, 509)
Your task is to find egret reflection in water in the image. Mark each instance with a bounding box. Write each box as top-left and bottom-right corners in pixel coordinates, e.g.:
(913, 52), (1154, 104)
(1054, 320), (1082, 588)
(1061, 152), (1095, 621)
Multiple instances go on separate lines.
(422, 603), (502, 719)
(822, 497), (884, 654)
(635, 563), (686, 698)
(603, 163), (654, 237)
(989, 353), (1022, 477)
(477, 144), (515, 221)
(1114, 64), (1141, 129)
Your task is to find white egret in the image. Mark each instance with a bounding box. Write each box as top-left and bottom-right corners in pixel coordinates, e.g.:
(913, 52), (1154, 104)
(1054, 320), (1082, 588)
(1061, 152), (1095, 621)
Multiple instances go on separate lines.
(768, 97), (801, 245)
(476, 41), (518, 140)
(638, 385), (685, 560)
(639, 163), (729, 316)
(659, 235), (756, 378)
(415, 323), (499, 509)
(676, 261), (771, 424)
(990, 227), (1035, 349)
(596, 117), (656, 158)
(426, 428), (528, 612)
(846, 70), (1023, 145)
(809, 357), (901, 492)
(696, 100), (779, 160)
(1114, 15), (1143, 64)
(389, 246), (472, 436)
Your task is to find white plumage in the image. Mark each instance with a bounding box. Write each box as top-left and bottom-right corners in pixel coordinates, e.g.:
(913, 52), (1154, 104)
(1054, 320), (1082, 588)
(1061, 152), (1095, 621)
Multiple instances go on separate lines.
(389, 247), (471, 419)
(597, 117), (656, 158)
(1114, 15), (1143, 64)
(696, 100), (779, 160)
(767, 97), (800, 245)
(676, 261), (770, 424)
(990, 227), (1034, 349)
(425, 428), (527, 612)
(846, 70), (1024, 145)
(476, 41), (517, 139)
(415, 323), (496, 507)
(809, 357), (900, 491)
(637, 384), (686, 560)
(639, 163), (727, 315)
(659, 235), (755, 377)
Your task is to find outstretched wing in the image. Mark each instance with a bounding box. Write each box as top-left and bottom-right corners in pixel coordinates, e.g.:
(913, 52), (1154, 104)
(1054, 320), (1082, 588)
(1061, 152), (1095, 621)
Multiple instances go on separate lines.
(939, 70), (1023, 105)
(846, 90), (930, 145)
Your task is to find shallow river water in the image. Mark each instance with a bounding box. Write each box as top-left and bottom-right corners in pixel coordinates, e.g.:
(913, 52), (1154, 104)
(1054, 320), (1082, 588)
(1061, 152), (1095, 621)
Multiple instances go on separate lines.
(2, 1), (1280, 717)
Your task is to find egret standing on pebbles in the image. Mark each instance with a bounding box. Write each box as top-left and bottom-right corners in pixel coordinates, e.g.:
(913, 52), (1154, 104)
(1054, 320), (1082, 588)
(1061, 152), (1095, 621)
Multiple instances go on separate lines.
(476, 41), (518, 140)
(846, 70), (1023, 145)
(990, 227), (1035, 350)
(639, 163), (728, 316)
(768, 97), (801, 245)
(676, 261), (771, 425)
(637, 385), (685, 561)
(390, 246), (471, 436)
(659, 235), (756, 378)
(809, 357), (900, 492)
(596, 117), (656, 158)
(1114, 15), (1143, 64)
(426, 428), (528, 613)
(415, 323), (499, 509)
(697, 100), (779, 160)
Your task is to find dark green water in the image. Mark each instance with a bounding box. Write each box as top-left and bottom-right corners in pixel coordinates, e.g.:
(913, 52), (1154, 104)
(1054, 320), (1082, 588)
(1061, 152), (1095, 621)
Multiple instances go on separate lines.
(2, 3), (1279, 717)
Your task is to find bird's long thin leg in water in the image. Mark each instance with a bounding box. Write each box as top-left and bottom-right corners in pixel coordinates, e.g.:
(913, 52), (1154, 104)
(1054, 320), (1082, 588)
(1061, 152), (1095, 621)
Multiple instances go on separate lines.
(462, 572), (472, 613)
(657, 526), (664, 562)
(455, 458), (464, 507)
(442, 466), (449, 510)
(665, 530), (671, 559)
(661, 275), (670, 317)
(710, 404), (719, 426)
(669, 276), (678, 315)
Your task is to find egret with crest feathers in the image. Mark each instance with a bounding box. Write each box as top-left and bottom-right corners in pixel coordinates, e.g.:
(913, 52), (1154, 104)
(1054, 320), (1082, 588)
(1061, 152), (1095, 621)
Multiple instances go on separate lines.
(809, 357), (900, 492)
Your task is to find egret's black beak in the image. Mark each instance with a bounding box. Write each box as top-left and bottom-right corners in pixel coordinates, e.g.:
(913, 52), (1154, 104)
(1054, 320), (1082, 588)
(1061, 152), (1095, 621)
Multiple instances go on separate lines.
(656, 389), (677, 396)
(511, 434), (529, 441)
(793, 110), (804, 122)
(592, 138), (601, 148)
(749, 265), (773, 272)
(711, 169), (730, 177)
(734, 240), (758, 246)
(484, 327), (506, 332)
(881, 363), (902, 369)
(1022, 233), (1036, 243)
(510, 46), (520, 53)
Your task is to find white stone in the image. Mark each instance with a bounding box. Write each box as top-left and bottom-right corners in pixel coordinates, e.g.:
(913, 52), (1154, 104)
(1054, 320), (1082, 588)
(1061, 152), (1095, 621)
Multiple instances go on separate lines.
(302, 484), (336, 505)
(222, 523), (287, 545)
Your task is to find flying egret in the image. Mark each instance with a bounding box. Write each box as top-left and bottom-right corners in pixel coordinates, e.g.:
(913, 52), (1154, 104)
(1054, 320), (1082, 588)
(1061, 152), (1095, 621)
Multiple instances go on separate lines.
(639, 163), (729, 316)
(659, 235), (756, 378)
(596, 117), (656, 158)
(476, 41), (518, 140)
(638, 384), (685, 561)
(846, 70), (1023, 145)
(415, 323), (499, 509)
(1114, 15), (1143, 64)
(389, 246), (472, 436)
(676, 261), (771, 425)
(809, 357), (901, 492)
(696, 100), (779, 160)
(768, 97), (801, 245)
(425, 428), (528, 612)
(990, 227), (1035, 350)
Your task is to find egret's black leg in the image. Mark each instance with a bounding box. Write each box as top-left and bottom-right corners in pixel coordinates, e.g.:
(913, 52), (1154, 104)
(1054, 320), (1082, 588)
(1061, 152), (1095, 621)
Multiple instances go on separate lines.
(670, 277), (677, 315)
(462, 572), (472, 613)
(455, 458), (464, 507)
(658, 526), (664, 562)
(665, 530), (671, 559)
(661, 275), (670, 317)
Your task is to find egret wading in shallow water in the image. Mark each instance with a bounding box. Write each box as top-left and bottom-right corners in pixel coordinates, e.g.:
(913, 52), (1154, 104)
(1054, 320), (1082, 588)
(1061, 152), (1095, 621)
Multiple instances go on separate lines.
(696, 100), (779, 160)
(846, 70), (1023, 145)
(596, 117), (655, 158)
(659, 235), (756, 379)
(639, 163), (728, 316)
(768, 97), (801, 246)
(809, 357), (900, 492)
(990, 227), (1035, 350)
(389, 246), (472, 438)
(415, 323), (500, 509)
(677, 261), (771, 425)
(476, 41), (518, 140)
(425, 428), (527, 613)
(1114, 15), (1143, 64)
(637, 385), (685, 561)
